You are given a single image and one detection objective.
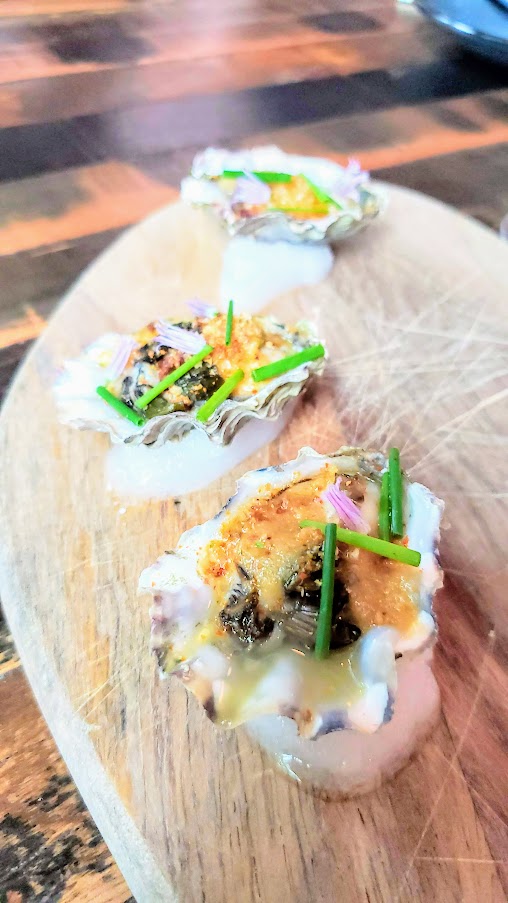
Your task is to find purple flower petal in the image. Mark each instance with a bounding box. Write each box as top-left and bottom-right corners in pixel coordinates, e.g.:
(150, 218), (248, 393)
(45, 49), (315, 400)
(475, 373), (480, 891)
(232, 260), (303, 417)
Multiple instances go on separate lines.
(322, 481), (368, 532)
(331, 158), (369, 201)
(186, 298), (217, 319)
(155, 321), (206, 355)
(231, 172), (271, 207)
(107, 336), (138, 379)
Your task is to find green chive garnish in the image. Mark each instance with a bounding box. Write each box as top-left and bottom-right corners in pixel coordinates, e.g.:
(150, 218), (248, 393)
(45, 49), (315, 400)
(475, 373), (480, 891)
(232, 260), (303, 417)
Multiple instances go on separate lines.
(299, 521), (421, 567)
(378, 471), (391, 541)
(221, 170), (292, 183)
(314, 522), (337, 660)
(135, 344), (213, 410)
(389, 447), (404, 538)
(196, 368), (244, 422)
(252, 344), (325, 382)
(96, 386), (145, 427)
(225, 299), (234, 346)
(301, 174), (342, 209)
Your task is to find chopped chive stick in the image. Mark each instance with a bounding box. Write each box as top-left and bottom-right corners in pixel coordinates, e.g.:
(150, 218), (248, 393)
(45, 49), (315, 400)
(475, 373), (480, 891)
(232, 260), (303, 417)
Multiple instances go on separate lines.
(299, 520), (421, 567)
(135, 344), (213, 410)
(314, 523), (337, 660)
(196, 368), (244, 422)
(221, 169), (292, 183)
(389, 447), (404, 538)
(301, 174), (342, 209)
(378, 471), (391, 541)
(252, 344), (325, 382)
(96, 386), (145, 427)
(225, 299), (234, 346)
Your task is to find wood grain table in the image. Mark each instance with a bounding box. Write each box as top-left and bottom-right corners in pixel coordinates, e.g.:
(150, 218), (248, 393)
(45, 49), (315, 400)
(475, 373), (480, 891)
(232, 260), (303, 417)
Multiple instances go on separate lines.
(0, 2), (507, 901)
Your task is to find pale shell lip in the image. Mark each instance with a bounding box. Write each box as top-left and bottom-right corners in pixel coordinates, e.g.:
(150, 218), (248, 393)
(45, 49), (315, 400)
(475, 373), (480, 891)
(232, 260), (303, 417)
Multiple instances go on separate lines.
(140, 447), (444, 739)
(54, 319), (325, 447)
(181, 145), (385, 245)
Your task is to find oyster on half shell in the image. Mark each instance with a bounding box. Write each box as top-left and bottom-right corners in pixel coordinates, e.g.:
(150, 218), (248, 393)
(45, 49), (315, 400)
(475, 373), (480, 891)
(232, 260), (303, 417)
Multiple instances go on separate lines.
(54, 312), (325, 447)
(140, 447), (443, 741)
(181, 146), (383, 244)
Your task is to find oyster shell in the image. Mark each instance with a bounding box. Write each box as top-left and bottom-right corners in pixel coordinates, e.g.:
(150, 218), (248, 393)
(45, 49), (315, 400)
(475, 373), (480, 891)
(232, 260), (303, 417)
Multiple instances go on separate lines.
(54, 313), (325, 447)
(181, 146), (384, 244)
(139, 447), (443, 739)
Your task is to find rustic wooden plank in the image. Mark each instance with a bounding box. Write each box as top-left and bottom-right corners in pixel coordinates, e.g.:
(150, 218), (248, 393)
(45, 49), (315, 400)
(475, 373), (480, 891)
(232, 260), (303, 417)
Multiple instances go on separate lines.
(0, 4), (413, 86)
(0, 189), (506, 902)
(0, 668), (132, 901)
(0, 60), (506, 184)
(0, 160), (177, 257)
(249, 89), (508, 174)
(0, 26), (457, 129)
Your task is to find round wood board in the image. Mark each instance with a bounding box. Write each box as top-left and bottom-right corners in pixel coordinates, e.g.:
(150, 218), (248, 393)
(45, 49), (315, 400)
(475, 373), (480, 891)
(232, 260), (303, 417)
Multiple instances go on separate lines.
(1, 187), (507, 903)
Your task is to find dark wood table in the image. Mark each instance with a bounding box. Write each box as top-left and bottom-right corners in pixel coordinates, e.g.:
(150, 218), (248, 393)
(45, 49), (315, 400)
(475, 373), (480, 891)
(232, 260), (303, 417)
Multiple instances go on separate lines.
(0, 1), (507, 900)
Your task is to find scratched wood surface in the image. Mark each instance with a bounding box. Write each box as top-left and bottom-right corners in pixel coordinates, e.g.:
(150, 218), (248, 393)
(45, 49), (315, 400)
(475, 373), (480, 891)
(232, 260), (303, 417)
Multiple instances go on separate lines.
(0, 1), (507, 901)
(1, 189), (508, 903)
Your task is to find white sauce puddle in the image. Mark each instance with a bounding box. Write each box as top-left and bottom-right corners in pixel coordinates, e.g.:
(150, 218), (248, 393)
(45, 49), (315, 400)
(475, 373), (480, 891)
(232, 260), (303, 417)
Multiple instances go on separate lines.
(220, 237), (334, 312)
(106, 405), (294, 501)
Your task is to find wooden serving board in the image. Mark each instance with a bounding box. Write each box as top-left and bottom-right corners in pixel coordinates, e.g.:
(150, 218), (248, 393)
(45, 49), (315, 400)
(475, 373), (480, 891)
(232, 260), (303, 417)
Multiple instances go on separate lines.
(1, 188), (507, 903)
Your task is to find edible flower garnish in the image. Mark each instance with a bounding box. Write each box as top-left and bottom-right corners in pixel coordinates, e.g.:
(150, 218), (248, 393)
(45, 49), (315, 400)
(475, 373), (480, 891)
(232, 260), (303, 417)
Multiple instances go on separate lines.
(135, 344), (213, 409)
(155, 321), (207, 355)
(331, 158), (368, 202)
(299, 520), (421, 567)
(225, 299), (234, 346)
(252, 344), (325, 382)
(314, 523), (337, 660)
(187, 298), (217, 319)
(322, 479), (367, 531)
(388, 447), (404, 538)
(106, 336), (138, 380)
(231, 172), (271, 207)
(196, 368), (244, 422)
(96, 386), (145, 427)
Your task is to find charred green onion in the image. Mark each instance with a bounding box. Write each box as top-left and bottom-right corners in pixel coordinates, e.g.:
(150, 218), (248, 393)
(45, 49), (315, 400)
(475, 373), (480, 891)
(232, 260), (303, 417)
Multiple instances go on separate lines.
(135, 344), (213, 410)
(252, 344), (325, 382)
(389, 447), (404, 538)
(196, 368), (244, 422)
(314, 523), (337, 660)
(225, 299), (234, 346)
(301, 174), (342, 209)
(378, 471), (391, 541)
(221, 170), (292, 183)
(299, 520), (421, 567)
(96, 386), (145, 427)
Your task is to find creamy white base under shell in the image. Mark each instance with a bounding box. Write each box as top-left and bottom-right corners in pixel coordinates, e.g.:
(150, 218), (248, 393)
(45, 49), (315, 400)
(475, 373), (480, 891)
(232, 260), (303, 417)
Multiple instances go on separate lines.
(219, 236), (334, 313)
(106, 404), (294, 501)
(245, 650), (440, 798)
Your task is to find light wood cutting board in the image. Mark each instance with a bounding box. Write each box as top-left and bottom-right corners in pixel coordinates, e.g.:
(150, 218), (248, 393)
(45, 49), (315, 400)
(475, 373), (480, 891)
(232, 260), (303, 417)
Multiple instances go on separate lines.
(1, 187), (507, 903)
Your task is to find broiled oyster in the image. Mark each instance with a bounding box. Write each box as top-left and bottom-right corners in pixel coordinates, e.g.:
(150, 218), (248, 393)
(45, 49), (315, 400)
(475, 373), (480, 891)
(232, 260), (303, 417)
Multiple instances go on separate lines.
(181, 146), (383, 244)
(55, 307), (325, 447)
(140, 447), (443, 796)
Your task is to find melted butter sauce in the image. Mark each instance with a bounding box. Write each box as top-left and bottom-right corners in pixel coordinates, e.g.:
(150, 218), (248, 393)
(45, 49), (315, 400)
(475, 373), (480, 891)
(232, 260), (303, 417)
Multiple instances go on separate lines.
(214, 642), (365, 729)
